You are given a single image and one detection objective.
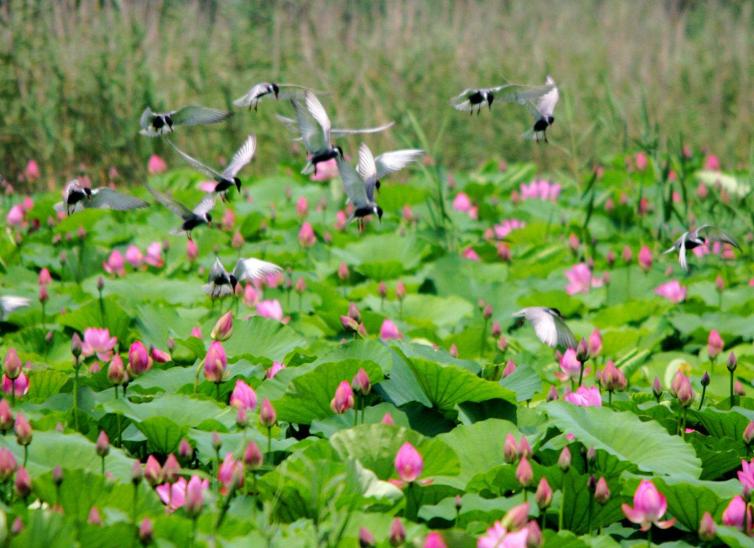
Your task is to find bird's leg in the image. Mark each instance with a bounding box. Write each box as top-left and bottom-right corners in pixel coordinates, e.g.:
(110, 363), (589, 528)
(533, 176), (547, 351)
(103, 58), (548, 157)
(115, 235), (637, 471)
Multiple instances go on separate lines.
(187, 231), (193, 241)
(544, 131), (549, 144)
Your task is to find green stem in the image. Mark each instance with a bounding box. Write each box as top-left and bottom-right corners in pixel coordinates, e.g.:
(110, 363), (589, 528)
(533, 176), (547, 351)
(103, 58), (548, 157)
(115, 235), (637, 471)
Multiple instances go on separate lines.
(132, 482), (138, 524)
(578, 363), (585, 388)
(215, 382), (221, 401)
(10, 379), (15, 407)
(697, 385), (707, 410)
(101, 456), (105, 476)
(558, 475), (567, 531)
(647, 525), (652, 547)
(480, 317), (488, 357)
(586, 496), (593, 536)
(266, 426), (272, 458)
(73, 365), (80, 431)
(608, 390), (613, 407)
(730, 370), (736, 409)
(23, 445), (28, 467)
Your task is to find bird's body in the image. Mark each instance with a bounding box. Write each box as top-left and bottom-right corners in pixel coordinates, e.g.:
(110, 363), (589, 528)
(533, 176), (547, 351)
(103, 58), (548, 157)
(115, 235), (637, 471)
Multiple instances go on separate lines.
(335, 149), (382, 231)
(664, 225), (739, 271)
(55, 179), (148, 216)
(233, 82), (310, 111)
(0, 296), (30, 320)
(169, 135), (256, 199)
(204, 257), (283, 299)
(451, 85), (512, 114)
(146, 184), (215, 240)
(356, 144), (425, 194)
(512, 307), (576, 349)
(496, 76), (559, 142)
(139, 106), (232, 137)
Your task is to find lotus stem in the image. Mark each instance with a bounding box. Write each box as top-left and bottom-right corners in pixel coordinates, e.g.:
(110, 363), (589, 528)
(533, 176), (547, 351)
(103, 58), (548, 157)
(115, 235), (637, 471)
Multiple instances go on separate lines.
(730, 369), (735, 409)
(697, 385), (707, 410)
(73, 364), (80, 431)
(558, 479), (566, 531)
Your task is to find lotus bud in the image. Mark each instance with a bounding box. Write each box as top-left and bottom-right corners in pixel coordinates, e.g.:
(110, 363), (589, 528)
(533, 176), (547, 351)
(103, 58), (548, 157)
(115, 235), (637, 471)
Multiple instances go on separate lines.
(378, 281), (387, 299)
(586, 446), (596, 464)
(394, 442), (423, 482)
(14, 414), (32, 447)
(352, 368), (371, 395)
(95, 430), (109, 457)
(698, 511), (716, 541)
(701, 371), (710, 387)
(15, 466), (31, 497)
(131, 460), (143, 485)
(211, 432), (222, 451)
(128, 341), (152, 375)
(107, 355), (127, 385)
(178, 438), (193, 462)
(535, 477), (552, 509)
(652, 376), (663, 401)
(516, 457), (533, 487)
(230, 379), (257, 411)
(576, 338), (589, 363)
(143, 455), (162, 486)
(260, 399), (277, 428)
(503, 433), (518, 463)
(502, 360), (516, 378)
(621, 246), (632, 264)
(707, 330), (724, 359)
(526, 520), (542, 548)
(340, 315), (360, 332)
(211, 311), (233, 341)
(38, 284), (49, 304)
(162, 454), (179, 483)
(236, 407), (248, 428)
(743, 421), (754, 445)
(0, 399), (14, 433)
(497, 336), (508, 352)
(0, 448), (17, 481)
(52, 465), (63, 486)
(546, 386), (559, 401)
(727, 352), (737, 372)
(490, 321), (502, 338)
(588, 329), (602, 356)
(734, 381), (745, 397)
(88, 506), (102, 526)
(243, 441), (263, 469)
(483, 304), (493, 319)
(606, 250), (616, 267)
(454, 494), (462, 511)
(449, 344), (458, 358)
(381, 413), (395, 425)
(389, 518), (406, 546)
(359, 527), (376, 548)
(502, 502), (530, 531)
(139, 518), (153, 545)
(330, 381), (355, 414)
(150, 346), (171, 363)
(600, 360), (627, 391)
(337, 262), (349, 282)
(676, 376), (695, 407)
(4, 348), (22, 380)
(71, 333), (83, 360)
(203, 341), (227, 383)
(184, 475), (206, 517)
(558, 446), (572, 471)
(396, 281), (406, 300)
(518, 437), (532, 459)
(594, 476), (610, 504)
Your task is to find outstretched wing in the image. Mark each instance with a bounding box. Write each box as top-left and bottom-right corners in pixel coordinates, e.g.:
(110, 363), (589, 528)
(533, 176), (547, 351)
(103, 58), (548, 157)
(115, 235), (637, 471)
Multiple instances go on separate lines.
(304, 90), (332, 144)
(139, 107), (154, 131)
(552, 315), (577, 349)
(331, 121), (395, 136)
(208, 257), (228, 282)
(374, 149), (425, 179)
(168, 139), (223, 180)
(357, 143), (378, 181)
(146, 184), (193, 219)
(192, 194), (216, 217)
(172, 106), (232, 127)
(87, 188), (149, 211)
(336, 157), (369, 208)
(222, 135), (256, 179)
(699, 225), (740, 249)
(0, 296), (31, 318)
(678, 239), (689, 272)
(288, 95), (329, 153)
(233, 83), (272, 108)
(233, 257), (283, 282)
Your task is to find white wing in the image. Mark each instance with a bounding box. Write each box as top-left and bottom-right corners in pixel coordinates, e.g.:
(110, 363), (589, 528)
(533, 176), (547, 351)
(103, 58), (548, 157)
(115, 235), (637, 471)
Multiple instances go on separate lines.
(553, 316), (577, 349)
(192, 194), (216, 217)
(374, 149), (425, 179)
(222, 135), (256, 179)
(678, 239), (688, 272)
(336, 156), (369, 208)
(233, 83), (271, 108)
(357, 143), (378, 181)
(168, 140), (223, 180)
(289, 96), (328, 153)
(88, 188), (148, 211)
(330, 121), (395, 136)
(531, 314), (558, 347)
(208, 257), (228, 281)
(233, 258), (283, 282)
(304, 91), (332, 144)
(0, 296), (31, 317)
(203, 283), (234, 299)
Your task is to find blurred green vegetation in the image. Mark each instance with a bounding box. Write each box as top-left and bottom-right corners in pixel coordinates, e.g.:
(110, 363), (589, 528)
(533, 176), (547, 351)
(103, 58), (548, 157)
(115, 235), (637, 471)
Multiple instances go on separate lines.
(0, 0), (752, 190)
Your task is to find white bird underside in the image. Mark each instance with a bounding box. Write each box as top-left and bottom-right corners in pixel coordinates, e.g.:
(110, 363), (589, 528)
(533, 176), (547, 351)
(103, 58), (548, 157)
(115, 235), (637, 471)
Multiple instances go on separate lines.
(513, 307), (576, 349)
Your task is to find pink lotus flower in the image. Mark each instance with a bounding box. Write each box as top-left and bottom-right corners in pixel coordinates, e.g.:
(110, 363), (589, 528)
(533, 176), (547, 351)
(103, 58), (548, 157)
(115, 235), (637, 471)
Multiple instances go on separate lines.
(310, 158), (338, 181)
(621, 480), (676, 531)
(589, 329), (602, 356)
(267, 361), (285, 379)
(211, 312), (233, 341)
(565, 263), (597, 295)
(704, 154), (720, 171)
(24, 160), (40, 181)
(147, 154), (167, 174)
(243, 285), (260, 307)
(295, 196), (309, 217)
(452, 192), (472, 213)
(157, 476), (205, 512)
(222, 208), (235, 231)
(707, 330), (724, 360)
(493, 219), (526, 239)
(6, 205), (25, 226)
(186, 240), (198, 262)
(190, 326), (203, 338)
(298, 222), (316, 247)
(144, 242), (164, 268)
(655, 280), (686, 303)
(402, 205), (415, 223)
(128, 341), (153, 375)
(204, 341), (227, 383)
(638, 246), (653, 272)
(196, 180), (216, 193)
(394, 442), (423, 482)
(478, 522), (529, 548)
(330, 381), (355, 414)
(103, 250), (126, 277)
(82, 328), (117, 361)
(230, 379), (257, 411)
(722, 495), (748, 529)
(424, 532), (447, 548)
(184, 475), (208, 517)
(2, 372), (29, 398)
(380, 319), (402, 341)
(150, 347), (171, 363)
(737, 458), (754, 496)
(256, 299), (283, 322)
(634, 152), (648, 171)
(564, 386), (602, 407)
(520, 180), (561, 201)
(462, 247), (480, 261)
(217, 453), (244, 495)
(125, 245), (143, 268)
(559, 349), (582, 380)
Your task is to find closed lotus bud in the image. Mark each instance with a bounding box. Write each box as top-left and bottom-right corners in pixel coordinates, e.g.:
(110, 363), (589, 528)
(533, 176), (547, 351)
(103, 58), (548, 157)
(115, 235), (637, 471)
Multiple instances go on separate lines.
(128, 341), (152, 376)
(454, 494), (462, 510)
(178, 438), (193, 462)
(340, 315), (360, 332)
(131, 460), (143, 484)
(243, 441), (263, 469)
(15, 466), (31, 497)
(701, 371), (710, 387)
(359, 527), (376, 548)
(652, 376), (663, 400)
(516, 457), (533, 487)
(107, 355), (127, 385)
(203, 341), (227, 383)
(260, 399), (277, 428)
(0, 448), (17, 481)
(734, 381), (745, 397)
(558, 446), (572, 471)
(4, 348), (22, 380)
(294, 277), (306, 293)
(211, 312), (233, 341)
(502, 360), (516, 378)
(143, 455), (162, 486)
(502, 502), (530, 531)
(352, 368), (371, 395)
(212, 432), (222, 451)
(150, 346), (171, 363)
(396, 281), (406, 300)
(52, 465), (63, 487)
(743, 421), (754, 445)
(347, 302), (361, 322)
(139, 518), (153, 545)
(727, 352), (737, 372)
(0, 400), (14, 433)
(184, 476), (206, 518)
(378, 281), (387, 299)
(483, 304), (493, 319)
(698, 511), (716, 541)
(337, 262), (349, 281)
(576, 338), (589, 362)
(491, 321), (501, 338)
(546, 386), (559, 401)
(88, 506), (102, 526)
(162, 454), (180, 483)
(11, 516), (23, 536)
(95, 430), (109, 457)
(518, 437), (532, 459)
(526, 520), (542, 548)
(594, 476), (610, 503)
(676, 377), (695, 407)
(14, 414), (32, 446)
(503, 433), (518, 463)
(600, 360), (627, 391)
(497, 336), (508, 352)
(389, 517), (406, 546)
(586, 446), (596, 464)
(71, 333), (83, 359)
(671, 371), (686, 396)
(535, 477), (552, 508)
(381, 412), (395, 425)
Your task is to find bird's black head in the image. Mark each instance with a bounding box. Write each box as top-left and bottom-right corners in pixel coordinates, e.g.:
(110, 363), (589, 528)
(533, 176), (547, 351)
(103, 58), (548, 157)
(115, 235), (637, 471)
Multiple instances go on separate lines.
(548, 307), (563, 318)
(333, 145), (344, 158)
(234, 177), (242, 192)
(205, 213), (213, 225)
(547, 116), (555, 126)
(84, 188), (93, 199)
(165, 114), (174, 128)
(229, 274), (238, 292)
(375, 205), (384, 223)
(271, 83), (280, 98)
(375, 180), (382, 190)
(488, 93), (495, 107)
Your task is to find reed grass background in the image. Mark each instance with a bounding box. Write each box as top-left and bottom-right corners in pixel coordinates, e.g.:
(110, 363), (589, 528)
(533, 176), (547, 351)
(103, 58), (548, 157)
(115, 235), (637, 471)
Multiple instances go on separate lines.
(1, 0), (752, 190)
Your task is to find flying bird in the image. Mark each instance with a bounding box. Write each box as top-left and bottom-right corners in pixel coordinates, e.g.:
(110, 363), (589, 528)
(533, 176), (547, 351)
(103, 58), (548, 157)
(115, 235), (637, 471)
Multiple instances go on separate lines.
(54, 179), (148, 216)
(664, 225), (740, 272)
(335, 149), (383, 231)
(0, 296), (30, 320)
(501, 76), (559, 143)
(139, 106), (232, 137)
(356, 143), (424, 194)
(168, 135), (256, 199)
(146, 184), (216, 240)
(204, 257), (283, 299)
(450, 84), (514, 114)
(233, 82), (310, 111)
(278, 90), (394, 175)
(512, 307), (577, 349)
